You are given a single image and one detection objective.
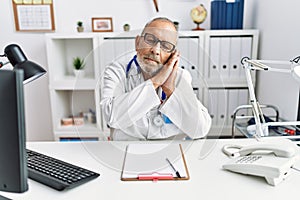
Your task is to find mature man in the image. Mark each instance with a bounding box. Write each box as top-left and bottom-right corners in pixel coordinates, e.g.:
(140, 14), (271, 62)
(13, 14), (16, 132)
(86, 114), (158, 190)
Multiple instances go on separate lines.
(101, 17), (211, 140)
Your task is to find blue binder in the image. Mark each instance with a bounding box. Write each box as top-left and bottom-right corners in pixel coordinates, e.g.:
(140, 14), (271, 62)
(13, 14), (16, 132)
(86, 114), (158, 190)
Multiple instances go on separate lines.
(210, 0), (244, 29)
(226, 2), (233, 29)
(232, 1), (239, 29)
(211, 1), (219, 29)
(220, 0), (227, 29)
(238, 0), (244, 29)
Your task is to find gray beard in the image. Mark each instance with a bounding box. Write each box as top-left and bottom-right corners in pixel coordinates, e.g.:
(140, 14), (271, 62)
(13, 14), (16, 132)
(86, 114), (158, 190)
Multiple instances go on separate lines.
(137, 56), (163, 79)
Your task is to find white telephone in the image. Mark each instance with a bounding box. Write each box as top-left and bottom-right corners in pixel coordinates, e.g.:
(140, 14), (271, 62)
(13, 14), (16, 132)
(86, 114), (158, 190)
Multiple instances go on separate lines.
(222, 140), (300, 186)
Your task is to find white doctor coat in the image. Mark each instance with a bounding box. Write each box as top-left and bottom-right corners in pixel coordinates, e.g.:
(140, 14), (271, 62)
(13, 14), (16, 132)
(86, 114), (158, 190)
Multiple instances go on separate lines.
(100, 58), (211, 140)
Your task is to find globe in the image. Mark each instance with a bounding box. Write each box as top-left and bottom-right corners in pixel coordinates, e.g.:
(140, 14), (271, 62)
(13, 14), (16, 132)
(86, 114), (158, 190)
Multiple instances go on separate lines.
(190, 4), (207, 31)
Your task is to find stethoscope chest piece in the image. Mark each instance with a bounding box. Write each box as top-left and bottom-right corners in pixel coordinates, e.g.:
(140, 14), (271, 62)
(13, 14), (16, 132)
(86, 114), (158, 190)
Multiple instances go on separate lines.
(153, 115), (164, 127)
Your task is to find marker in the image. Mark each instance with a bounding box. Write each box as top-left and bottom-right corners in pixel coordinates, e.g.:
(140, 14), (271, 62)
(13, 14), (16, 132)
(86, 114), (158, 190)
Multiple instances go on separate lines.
(166, 158), (181, 178)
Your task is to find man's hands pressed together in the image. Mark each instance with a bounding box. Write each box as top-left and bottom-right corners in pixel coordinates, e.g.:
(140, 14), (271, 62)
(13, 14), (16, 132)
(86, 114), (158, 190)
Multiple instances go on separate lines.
(151, 50), (180, 97)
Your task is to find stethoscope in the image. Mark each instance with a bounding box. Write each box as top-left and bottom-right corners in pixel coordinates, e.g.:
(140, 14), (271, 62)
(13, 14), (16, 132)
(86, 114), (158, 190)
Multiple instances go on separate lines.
(126, 55), (169, 127)
(126, 55), (140, 78)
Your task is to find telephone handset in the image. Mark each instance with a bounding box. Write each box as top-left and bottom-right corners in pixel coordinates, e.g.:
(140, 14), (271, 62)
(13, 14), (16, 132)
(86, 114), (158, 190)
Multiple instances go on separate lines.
(222, 141), (300, 186)
(237, 143), (296, 157)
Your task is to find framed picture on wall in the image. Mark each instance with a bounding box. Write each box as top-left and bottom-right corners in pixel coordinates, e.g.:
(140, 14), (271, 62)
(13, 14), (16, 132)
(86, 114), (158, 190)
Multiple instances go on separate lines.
(92, 17), (113, 32)
(12, 0), (55, 32)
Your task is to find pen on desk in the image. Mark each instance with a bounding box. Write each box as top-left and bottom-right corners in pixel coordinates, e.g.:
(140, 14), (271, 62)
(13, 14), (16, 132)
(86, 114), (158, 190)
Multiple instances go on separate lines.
(166, 158), (181, 178)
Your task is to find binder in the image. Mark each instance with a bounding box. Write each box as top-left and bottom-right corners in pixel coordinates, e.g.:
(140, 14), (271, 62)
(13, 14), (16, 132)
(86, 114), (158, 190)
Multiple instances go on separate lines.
(237, 0), (244, 29)
(232, 1), (239, 29)
(121, 143), (189, 181)
(237, 89), (249, 116)
(177, 37), (188, 71)
(227, 89), (239, 126)
(208, 89), (227, 126)
(217, 89), (227, 127)
(229, 37), (242, 79)
(188, 37), (199, 87)
(225, 2), (233, 29)
(211, 0), (244, 29)
(209, 37), (221, 79)
(220, 0), (227, 29)
(220, 37), (231, 79)
(207, 89), (219, 125)
(211, 0), (219, 29)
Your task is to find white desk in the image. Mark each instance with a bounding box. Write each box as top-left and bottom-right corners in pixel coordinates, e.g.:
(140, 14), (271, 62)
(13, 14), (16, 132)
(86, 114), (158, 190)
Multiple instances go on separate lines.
(1, 138), (300, 200)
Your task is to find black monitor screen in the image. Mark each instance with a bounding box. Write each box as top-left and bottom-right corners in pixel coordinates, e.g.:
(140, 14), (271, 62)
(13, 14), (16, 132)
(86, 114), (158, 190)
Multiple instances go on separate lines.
(0, 69), (28, 193)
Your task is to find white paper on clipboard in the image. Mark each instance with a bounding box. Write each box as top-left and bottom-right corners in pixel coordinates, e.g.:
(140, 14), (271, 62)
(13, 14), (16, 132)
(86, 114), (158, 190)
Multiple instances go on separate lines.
(121, 143), (189, 180)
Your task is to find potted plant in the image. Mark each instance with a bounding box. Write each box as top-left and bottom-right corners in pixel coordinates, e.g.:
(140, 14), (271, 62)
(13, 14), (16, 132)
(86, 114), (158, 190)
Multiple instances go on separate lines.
(77, 21), (84, 32)
(123, 23), (130, 32)
(73, 56), (85, 78)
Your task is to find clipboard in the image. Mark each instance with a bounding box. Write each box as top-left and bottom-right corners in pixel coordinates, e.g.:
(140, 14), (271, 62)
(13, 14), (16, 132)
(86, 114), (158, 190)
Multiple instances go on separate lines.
(121, 143), (190, 181)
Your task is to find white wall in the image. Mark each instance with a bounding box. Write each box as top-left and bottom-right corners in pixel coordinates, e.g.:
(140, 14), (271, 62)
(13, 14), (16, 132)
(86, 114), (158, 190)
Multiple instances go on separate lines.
(0, 0), (299, 141)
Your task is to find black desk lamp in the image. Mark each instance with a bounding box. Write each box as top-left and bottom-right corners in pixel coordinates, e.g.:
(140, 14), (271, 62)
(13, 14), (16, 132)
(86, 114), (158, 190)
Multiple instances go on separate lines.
(0, 44), (46, 84)
(0, 44), (46, 198)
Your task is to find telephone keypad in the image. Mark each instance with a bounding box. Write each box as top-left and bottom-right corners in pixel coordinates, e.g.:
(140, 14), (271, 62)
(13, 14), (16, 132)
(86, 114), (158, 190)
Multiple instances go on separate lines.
(236, 155), (262, 164)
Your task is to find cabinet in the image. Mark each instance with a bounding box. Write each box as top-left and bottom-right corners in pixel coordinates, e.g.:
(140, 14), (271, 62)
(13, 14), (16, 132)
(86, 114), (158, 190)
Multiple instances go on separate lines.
(46, 30), (258, 141)
(46, 34), (102, 141)
(203, 30), (259, 137)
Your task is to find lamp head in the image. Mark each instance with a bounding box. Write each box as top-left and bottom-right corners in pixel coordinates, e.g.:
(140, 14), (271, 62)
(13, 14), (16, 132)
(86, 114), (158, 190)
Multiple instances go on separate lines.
(4, 44), (46, 84)
(291, 64), (300, 83)
(289, 56), (300, 83)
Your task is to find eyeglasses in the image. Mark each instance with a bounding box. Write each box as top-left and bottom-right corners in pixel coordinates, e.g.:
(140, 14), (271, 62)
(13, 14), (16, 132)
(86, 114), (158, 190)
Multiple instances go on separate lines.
(142, 33), (176, 53)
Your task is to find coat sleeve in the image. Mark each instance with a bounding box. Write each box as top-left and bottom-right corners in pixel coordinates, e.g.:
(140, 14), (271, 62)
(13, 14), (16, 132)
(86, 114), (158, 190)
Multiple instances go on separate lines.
(159, 69), (212, 139)
(100, 63), (161, 130)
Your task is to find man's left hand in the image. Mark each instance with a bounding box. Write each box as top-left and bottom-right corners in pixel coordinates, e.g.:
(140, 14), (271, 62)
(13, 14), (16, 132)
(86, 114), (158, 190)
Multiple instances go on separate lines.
(161, 56), (179, 98)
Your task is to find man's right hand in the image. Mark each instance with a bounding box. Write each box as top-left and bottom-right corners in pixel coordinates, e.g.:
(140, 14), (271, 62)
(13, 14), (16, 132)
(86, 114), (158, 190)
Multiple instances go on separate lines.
(151, 50), (180, 89)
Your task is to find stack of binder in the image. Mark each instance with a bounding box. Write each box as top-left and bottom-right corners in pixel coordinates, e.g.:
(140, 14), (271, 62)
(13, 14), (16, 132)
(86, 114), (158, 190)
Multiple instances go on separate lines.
(211, 0), (244, 29)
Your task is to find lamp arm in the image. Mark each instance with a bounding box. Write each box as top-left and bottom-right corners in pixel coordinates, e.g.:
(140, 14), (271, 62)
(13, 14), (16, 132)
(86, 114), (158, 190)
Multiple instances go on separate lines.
(244, 63), (265, 139)
(245, 59), (292, 73)
(250, 60), (291, 65)
(243, 58), (300, 74)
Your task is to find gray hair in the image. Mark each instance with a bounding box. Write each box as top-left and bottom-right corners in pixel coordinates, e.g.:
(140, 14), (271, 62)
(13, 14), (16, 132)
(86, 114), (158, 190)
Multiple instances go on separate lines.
(141, 17), (177, 35)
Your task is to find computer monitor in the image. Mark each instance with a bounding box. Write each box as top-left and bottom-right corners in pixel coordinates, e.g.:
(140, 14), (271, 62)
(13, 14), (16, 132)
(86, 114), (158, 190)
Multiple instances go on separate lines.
(0, 69), (28, 193)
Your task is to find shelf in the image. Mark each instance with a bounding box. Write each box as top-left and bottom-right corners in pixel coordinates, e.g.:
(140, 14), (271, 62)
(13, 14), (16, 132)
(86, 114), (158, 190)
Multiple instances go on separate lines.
(56, 123), (99, 133)
(205, 29), (259, 37)
(207, 126), (240, 138)
(50, 76), (97, 90)
(46, 35), (99, 82)
(49, 90), (98, 132)
(53, 133), (104, 142)
(205, 79), (254, 88)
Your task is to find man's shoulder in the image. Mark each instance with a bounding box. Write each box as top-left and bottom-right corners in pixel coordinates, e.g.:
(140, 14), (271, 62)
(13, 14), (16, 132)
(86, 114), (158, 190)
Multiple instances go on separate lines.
(104, 60), (128, 75)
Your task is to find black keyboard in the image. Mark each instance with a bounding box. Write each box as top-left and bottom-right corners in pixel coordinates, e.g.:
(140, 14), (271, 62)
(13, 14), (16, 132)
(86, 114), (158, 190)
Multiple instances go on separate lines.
(26, 149), (100, 191)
